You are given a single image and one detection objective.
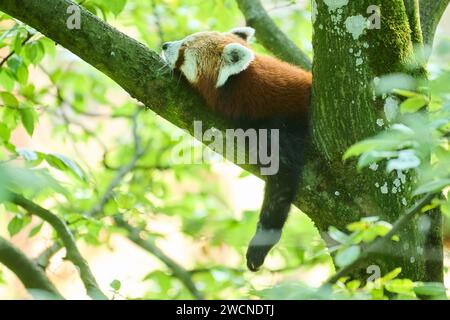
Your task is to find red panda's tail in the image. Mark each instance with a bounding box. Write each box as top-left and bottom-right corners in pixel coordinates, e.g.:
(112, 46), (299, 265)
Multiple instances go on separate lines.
(246, 120), (308, 271)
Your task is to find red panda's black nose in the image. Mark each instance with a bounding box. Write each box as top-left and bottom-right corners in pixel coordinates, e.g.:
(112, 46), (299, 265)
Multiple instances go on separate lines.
(162, 42), (170, 50)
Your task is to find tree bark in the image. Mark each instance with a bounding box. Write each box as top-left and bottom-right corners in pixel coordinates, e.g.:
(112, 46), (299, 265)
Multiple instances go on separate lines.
(312, 0), (442, 282)
(236, 0), (312, 70)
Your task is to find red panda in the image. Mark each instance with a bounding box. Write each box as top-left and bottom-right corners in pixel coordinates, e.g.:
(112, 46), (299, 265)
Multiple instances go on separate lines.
(162, 27), (312, 271)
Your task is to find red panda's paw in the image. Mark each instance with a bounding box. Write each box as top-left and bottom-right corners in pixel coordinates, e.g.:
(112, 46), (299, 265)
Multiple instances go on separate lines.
(246, 228), (282, 272)
(246, 245), (270, 272)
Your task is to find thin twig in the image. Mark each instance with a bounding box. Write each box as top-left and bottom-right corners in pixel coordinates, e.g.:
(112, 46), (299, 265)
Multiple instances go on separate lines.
(0, 32), (33, 68)
(34, 241), (63, 270)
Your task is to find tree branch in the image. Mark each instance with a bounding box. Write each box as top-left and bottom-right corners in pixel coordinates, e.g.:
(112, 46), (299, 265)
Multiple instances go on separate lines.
(0, 235), (63, 299)
(8, 192), (108, 300)
(326, 193), (435, 284)
(419, 0), (450, 47)
(236, 0), (312, 70)
(403, 0), (423, 45)
(34, 241), (63, 270)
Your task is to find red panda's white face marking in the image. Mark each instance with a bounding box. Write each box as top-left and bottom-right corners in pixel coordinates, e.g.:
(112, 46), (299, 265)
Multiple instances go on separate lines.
(162, 27), (256, 88)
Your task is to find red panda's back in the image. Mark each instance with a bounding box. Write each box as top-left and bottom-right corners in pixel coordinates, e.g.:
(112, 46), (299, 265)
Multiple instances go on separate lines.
(213, 55), (312, 120)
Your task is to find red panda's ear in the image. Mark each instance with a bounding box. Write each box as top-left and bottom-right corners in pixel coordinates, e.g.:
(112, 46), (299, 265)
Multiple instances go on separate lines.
(229, 27), (255, 42)
(216, 43), (255, 87)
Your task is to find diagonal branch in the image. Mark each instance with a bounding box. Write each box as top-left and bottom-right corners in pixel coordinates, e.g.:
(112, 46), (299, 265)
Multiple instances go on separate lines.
(8, 192), (108, 300)
(0, 235), (63, 299)
(236, 0), (312, 70)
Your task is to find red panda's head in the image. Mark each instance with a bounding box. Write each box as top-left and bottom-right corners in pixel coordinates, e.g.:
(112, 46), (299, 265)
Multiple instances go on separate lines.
(161, 27), (256, 88)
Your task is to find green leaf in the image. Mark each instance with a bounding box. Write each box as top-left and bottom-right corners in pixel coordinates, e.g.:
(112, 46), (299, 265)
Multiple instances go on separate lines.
(44, 153), (86, 180)
(0, 91), (19, 108)
(103, 199), (119, 216)
(392, 89), (419, 98)
(109, 0), (127, 16)
(16, 64), (29, 85)
(0, 123), (11, 142)
(344, 139), (401, 161)
(16, 148), (39, 161)
(8, 216), (24, 237)
(116, 193), (136, 210)
(25, 42), (38, 63)
(385, 279), (415, 295)
(346, 280), (361, 291)
(347, 221), (369, 232)
(24, 41), (45, 65)
(1, 166), (68, 197)
(381, 267), (402, 283)
(413, 179), (450, 196)
(414, 282), (447, 298)
(400, 96), (429, 113)
(40, 38), (56, 57)
(110, 279), (121, 291)
(19, 108), (36, 136)
(328, 226), (350, 244)
(335, 245), (360, 268)
(13, 32), (24, 54)
(28, 222), (44, 238)
(0, 70), (14, 91)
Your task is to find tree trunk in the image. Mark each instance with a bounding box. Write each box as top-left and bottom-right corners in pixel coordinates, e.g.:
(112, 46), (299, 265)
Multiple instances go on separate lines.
(310, 0), (442, 282)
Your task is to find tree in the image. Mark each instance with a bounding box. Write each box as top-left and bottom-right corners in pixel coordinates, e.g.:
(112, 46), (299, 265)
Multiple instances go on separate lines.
(0, 0), (449, 299)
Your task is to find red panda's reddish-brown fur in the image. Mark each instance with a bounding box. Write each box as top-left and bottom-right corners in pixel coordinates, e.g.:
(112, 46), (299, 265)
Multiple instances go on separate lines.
(211, 55), (311, 120)
(174, 32), (312, 121)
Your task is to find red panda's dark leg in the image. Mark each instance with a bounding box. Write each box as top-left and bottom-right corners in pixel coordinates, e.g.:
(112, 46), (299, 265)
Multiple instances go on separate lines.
(246, 170), (300, 271)
(246, 122), (307, 272)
